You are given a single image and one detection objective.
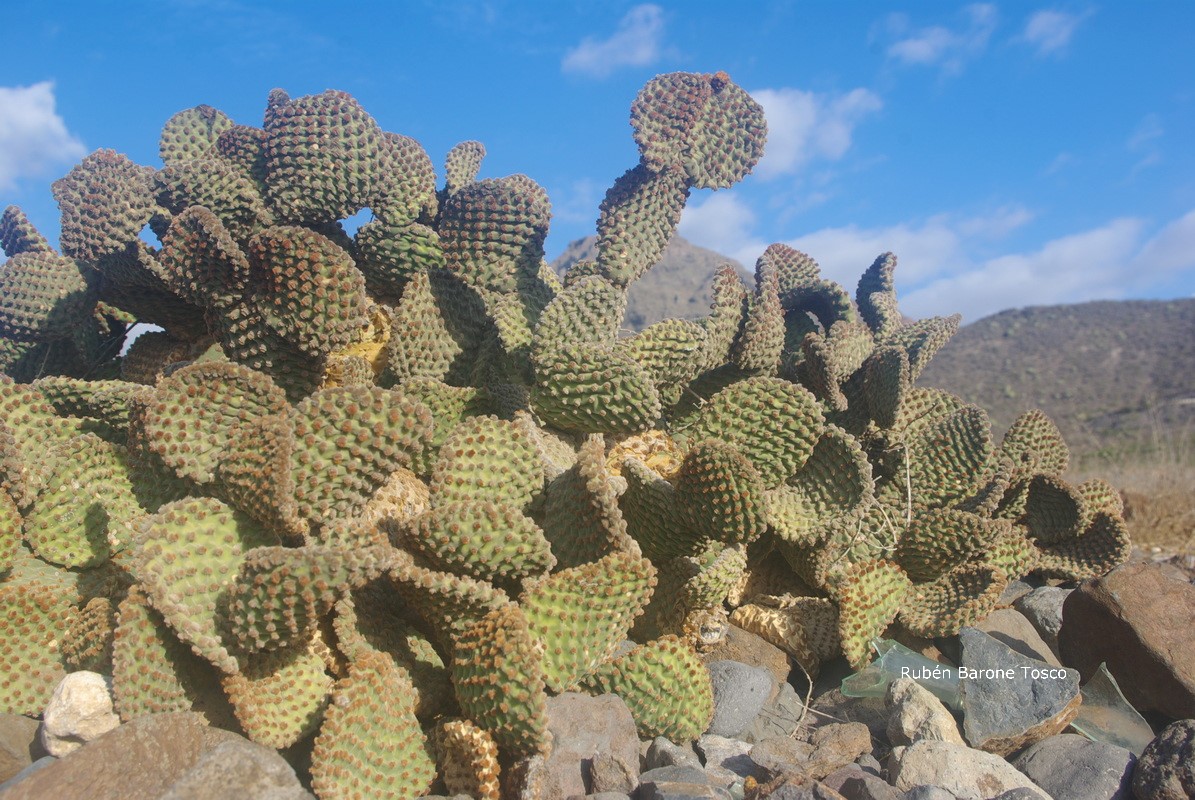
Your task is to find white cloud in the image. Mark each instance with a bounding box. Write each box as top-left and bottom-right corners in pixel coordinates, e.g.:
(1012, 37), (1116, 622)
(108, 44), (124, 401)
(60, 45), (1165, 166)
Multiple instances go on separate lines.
(1132, 209), (1195, 277)
(678, 192), (764, 268)
(0, 82), (86, 191)
(957, 205), (1034, 239)
(750, 87), (882, 179)
(1126, 113), (1164, 175)
(1018, 9), (1088, 56)
(881, 4), (998, 73)
(562, 5), (666, 78)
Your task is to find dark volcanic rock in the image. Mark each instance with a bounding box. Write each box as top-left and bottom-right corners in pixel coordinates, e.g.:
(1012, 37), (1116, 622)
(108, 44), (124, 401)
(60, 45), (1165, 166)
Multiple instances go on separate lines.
(1131, 719), (1195, 800)
(1012, 733), (1134, 800)
(1058, 562), (1195, 722)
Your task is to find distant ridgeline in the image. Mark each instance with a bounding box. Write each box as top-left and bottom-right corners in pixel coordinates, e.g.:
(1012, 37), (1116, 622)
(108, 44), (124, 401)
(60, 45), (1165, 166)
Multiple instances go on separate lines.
(552, 235), (748, 332)
(918, 298), (1195, 466)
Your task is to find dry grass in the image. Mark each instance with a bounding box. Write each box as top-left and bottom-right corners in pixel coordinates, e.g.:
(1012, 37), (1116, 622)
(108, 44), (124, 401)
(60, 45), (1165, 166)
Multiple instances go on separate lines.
(1071, 420), (1195, 555)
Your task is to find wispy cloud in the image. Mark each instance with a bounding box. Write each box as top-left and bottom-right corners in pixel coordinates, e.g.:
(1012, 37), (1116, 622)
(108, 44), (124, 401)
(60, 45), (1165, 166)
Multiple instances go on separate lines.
(678, 197), (1195, 322)
(878, 4), (998, 74)
(1017, 9), (1090, 57)
(750, 87), (882, 179)
(1126, 113), (1164, 175)
(562, 5), (667, 78)
(0, 82), (86, 192)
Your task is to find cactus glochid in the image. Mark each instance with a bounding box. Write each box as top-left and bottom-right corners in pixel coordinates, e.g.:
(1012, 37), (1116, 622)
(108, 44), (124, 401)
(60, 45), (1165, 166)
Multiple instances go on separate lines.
(0, 70), (1128, 797)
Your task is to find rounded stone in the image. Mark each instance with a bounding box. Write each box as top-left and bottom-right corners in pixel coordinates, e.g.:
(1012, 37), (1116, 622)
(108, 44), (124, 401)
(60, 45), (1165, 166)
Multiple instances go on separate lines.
(705, 660), (775, 739)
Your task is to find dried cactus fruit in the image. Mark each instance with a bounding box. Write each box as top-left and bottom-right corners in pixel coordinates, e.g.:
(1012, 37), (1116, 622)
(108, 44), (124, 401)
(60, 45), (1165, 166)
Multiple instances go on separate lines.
(730, 595), (840, 677)
(434, 718), (502, 800)
(581, 634), (713, 741)
(310, 650), (437, 800)
(52, 149), (156, 262)
(451, 603), (551, 758)
(521, 551), (656, 692)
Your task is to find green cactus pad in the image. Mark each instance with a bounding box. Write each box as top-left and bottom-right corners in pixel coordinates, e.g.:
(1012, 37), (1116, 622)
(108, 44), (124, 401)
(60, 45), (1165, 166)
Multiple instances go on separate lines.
(1034, 511), (1131, 582)
(52, 149), (156, 261)
(882, 314), (961, 383)
(24, 433), (143, 568)
(388, 555), (511, 649)
(542, 435), (641, 568)
(0, 488), (20, 572)
(135, 496), (276, 673)
(156, 157), (273, 242)
(32, 376), (141, 436)
(782, 424), (874, 530)
(288, 385), (435, 528)
(333, 583), (454, 720)
(899, 563), (1008, 639)
(680, 542), (748, 611)
(140, 360), (289, 484)
(451, 603), (551, 758)
(215, 124), (269, 186)
(617, 317), (705, 395)
(984, 525), (1040, 580)
(311, 650), (437, 800)
(1000, 409), (1070, 478)
(862, 345), (911, 430)
(1077, 477), (1124, 518)
(224, 545), (390, 655)
(532, 275), (626, 356)
(596, 164), (690, 287)
(856, 252), (901, 338)
(1021, 474), (1089, 545)
(111, 585), (220, 720)
(678, 376), (825, 487)
(531, 342), (662, 434)
(906, 405), (993, 509)
(834, 559), (912, 669)
(444, 140), (486, 195)
(581, 634), (713, 741)
(119, 331), (192, 385)
(382, 269), (479, 386)
(264, 90), (386, 224)
(355, 219), (446, 298)
(430, 414), (542, 510)
(895, 508), (1005, 583)
(405, 500), (554, 586)
(694, 264), (747, 373)
(629, 71), (766, 189)
(0, 582), (77, 714)
(222, 641), (333, 748)
(732, 261), (784, 375)
(158, 205), (253, 312)
(61, 596), (117, 673)
(439, 175), (551, 294)
(0, 205), (53, 257)
(521, 551), (656, 693)
(675, 439), (768, 546)
(159, 104), (233, 164)
(372, 131), (438, 225)
(215, 413), (307, 539)
(246, 225), (370, 359)
(619, 458), (696, 564)
(0, 250), (95, 343)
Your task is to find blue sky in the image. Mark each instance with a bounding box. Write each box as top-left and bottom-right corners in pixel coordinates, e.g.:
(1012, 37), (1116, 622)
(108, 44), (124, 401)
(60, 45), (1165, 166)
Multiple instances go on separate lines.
(2, 1), (1193, 322)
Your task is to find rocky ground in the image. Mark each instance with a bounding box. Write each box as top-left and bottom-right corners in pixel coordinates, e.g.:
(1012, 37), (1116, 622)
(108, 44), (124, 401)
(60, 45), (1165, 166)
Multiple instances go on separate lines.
(1, 553), (1193, 800)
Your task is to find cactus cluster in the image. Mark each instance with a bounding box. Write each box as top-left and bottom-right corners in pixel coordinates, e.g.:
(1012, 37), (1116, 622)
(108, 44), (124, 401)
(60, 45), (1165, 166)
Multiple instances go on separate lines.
(0, 70), (1128, 798)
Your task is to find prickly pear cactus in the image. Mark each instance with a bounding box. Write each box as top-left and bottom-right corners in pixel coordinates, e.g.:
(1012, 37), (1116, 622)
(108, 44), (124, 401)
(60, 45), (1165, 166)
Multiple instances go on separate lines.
(0, 68), (1130, 799)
